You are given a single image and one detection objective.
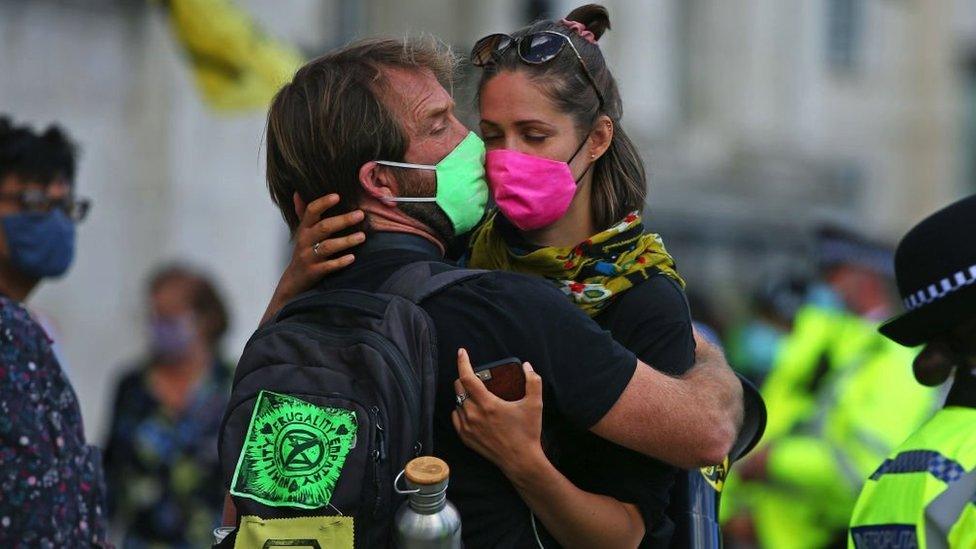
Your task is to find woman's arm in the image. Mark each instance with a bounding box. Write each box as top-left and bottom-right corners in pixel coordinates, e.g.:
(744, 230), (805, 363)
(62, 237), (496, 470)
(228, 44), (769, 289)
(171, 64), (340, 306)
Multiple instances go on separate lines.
(260, 193), (366, 325)
(504, 449), (645, 549)
(452, 349), (645, 548)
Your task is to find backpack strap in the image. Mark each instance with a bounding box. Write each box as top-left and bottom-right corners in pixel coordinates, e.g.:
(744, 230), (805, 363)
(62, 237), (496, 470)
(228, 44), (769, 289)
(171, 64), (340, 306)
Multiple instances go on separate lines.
(273, 288), (390, 324)
(272, 261), (486, 325)
(380, 261), (488, 304)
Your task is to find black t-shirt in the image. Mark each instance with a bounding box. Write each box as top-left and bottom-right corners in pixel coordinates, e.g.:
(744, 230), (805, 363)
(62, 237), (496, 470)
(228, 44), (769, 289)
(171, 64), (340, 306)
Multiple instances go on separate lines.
(546, 274), (695, 548)
(460, 218), (697, 547)
(317, 233), (639, 547)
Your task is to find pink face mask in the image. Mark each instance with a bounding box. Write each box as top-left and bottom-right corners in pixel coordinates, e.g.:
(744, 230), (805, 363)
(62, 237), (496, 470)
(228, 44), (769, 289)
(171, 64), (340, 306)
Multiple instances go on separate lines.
(486, 141), (588, 231)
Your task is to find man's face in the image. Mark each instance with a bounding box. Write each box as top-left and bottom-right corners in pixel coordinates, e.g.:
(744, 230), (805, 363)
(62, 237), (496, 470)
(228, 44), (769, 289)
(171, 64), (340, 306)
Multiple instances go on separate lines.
(913, 316), (976, 386)
(384, 67), (469, 168)
(0, 173), (72, 260)
(380, 68), (470, 240)
(824, 263), (891, 316)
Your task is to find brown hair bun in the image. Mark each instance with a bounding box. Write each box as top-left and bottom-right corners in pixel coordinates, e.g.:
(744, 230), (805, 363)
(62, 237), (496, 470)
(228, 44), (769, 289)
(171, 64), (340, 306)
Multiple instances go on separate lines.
(565, 4), (611, 41)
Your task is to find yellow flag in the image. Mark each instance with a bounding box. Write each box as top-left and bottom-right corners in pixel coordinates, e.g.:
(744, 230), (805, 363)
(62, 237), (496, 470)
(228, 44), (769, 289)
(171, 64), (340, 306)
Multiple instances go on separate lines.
(164, 0), (304, 111)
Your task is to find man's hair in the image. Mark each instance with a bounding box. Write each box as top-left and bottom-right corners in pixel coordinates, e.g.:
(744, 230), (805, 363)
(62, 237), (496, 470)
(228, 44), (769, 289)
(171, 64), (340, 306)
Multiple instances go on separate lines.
(265, 37), (458, 234)
(0, 116), (79, 184)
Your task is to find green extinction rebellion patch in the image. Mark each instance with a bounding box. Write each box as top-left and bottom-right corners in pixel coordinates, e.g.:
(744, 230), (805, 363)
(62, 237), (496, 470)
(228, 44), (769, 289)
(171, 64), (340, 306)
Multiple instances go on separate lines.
(231, 391), (358, 509)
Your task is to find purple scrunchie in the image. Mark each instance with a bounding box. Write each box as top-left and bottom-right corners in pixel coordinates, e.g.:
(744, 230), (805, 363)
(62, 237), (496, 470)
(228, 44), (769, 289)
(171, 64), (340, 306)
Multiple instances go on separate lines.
(560, 19), (597, 44)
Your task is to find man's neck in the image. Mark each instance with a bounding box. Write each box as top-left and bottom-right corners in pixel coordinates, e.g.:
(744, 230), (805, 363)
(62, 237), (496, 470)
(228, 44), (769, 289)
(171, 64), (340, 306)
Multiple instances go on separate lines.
(360, 202), (446, 255)
(0, 262), (39, 302)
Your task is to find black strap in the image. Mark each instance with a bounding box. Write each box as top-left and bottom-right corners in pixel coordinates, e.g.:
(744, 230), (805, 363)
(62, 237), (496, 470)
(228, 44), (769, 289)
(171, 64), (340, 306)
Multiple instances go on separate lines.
(730, 372), (768, 462)
(380, 261), (487, 304)
(274, 288), (390, 324)
(945, 369), (976, 409)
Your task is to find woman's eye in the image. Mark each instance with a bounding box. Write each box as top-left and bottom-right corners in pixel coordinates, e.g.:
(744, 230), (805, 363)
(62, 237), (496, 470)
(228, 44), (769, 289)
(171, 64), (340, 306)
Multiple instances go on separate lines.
(524, 134), (548, 143)
(482, 134), (503, 142)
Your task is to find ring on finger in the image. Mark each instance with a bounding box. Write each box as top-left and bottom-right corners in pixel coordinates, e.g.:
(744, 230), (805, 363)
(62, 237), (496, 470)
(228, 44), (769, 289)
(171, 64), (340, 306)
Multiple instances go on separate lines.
(312, 241), (323, 257)
(455, 392), (468, 408)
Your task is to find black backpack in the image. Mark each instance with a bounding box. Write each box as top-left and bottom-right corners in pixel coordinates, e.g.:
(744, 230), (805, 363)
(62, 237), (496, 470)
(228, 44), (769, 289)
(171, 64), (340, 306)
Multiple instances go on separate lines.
(218, 261), (483, 548)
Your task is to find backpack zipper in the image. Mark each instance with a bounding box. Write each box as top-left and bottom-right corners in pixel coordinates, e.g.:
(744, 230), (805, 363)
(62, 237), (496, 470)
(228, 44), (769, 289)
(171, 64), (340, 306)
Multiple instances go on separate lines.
(371, 405), (386, 517)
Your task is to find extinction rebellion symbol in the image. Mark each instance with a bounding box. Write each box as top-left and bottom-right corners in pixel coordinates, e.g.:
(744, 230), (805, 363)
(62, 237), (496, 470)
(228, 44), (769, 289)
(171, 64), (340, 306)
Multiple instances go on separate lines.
(231, 391), (358, 509)
(278, 424), (327, 476)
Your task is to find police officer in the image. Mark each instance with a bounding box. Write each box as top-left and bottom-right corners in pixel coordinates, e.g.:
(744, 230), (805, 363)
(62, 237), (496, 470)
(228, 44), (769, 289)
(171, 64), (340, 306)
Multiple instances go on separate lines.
(723, 226), (938, 549)
(849, 195), (976, 548)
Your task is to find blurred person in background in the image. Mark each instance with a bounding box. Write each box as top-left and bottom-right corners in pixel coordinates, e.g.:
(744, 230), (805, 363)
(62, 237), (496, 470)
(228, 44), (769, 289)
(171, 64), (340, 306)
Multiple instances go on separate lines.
(727, 270), (810, 386)
(850, 195), (976, 548)
(722, 226), (939, 549)
(103, 264), (232, 548)
(687, 290), (728, 348)
(0, 116), (105, 546)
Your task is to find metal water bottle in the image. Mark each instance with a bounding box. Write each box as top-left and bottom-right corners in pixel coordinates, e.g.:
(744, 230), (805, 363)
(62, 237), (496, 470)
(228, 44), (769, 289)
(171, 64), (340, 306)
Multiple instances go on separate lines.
(394, 456), (462, 548)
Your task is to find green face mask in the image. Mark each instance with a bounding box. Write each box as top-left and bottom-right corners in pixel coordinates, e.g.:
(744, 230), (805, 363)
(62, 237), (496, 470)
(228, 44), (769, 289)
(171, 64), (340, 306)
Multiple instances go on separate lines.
(376, 131), (488, 235)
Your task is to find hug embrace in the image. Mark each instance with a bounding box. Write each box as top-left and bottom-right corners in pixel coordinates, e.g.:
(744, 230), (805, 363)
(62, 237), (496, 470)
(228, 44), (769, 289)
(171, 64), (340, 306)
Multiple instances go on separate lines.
(219, 4), (761, 548)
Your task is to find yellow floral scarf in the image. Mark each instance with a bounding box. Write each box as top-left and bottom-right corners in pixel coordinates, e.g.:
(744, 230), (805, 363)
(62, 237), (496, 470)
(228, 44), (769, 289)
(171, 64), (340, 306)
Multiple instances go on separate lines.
(466, 211), (684, 316)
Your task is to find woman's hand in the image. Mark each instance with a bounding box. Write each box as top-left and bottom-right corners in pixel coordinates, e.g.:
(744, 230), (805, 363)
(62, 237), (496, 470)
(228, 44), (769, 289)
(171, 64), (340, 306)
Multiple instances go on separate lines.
(261, 193), (365, 324)
(451, 348), (546, 478)
(452, 349), (646, 548)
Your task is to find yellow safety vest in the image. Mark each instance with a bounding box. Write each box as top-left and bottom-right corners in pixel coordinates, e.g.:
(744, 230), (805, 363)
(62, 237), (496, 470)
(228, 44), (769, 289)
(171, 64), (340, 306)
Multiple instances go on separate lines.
(722, 306), (939, 548)
(849, 406), (976, 549)
(761, 306), (885, 442)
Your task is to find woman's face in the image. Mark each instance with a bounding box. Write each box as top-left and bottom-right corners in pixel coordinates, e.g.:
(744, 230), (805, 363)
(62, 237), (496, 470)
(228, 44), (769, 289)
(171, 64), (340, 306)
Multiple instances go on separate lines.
(149, 278), (206, 362)
(479, 70), (591, 175)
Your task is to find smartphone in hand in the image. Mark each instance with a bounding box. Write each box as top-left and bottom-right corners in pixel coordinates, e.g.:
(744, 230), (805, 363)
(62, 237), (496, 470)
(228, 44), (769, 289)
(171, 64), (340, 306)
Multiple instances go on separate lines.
(474, 357), (526, 401)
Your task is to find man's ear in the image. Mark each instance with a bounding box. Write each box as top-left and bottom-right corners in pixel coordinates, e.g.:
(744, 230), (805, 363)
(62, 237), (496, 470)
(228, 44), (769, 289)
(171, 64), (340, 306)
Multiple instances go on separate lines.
(359, 161), (400, 207)
(292, 192), (307, 222)
(588, 115), (614, 161)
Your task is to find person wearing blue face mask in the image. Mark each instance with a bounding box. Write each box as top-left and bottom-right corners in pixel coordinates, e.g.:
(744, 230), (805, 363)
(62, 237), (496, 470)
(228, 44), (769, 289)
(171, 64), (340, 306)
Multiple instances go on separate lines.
(0, 116), (105, 547)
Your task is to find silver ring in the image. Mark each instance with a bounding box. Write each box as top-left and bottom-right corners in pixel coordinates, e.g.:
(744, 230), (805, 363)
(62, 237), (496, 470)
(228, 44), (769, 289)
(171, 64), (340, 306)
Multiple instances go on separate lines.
(455, 392), (468, 407)
(312, 241), (322, 257)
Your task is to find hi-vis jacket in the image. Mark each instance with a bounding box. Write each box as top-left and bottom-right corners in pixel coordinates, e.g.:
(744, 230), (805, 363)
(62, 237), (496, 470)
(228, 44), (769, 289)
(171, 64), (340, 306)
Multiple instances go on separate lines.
(723, 305), (939, 549)
(850, 373), (976, 549)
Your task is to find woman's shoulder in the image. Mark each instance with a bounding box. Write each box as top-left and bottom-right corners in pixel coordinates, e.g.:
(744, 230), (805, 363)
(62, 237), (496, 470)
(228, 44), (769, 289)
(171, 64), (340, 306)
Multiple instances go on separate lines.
(0, 295), (43, 336)
(602, 273), (696, 375)
(108, 362), (154, 408)
(0, 296), (57, 363)
(609, 272), (691, 325)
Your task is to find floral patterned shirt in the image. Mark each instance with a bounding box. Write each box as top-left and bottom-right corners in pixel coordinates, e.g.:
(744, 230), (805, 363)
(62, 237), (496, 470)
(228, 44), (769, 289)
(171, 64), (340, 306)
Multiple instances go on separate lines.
(0, 296), (107, 547)
(104, 359), (231, 548)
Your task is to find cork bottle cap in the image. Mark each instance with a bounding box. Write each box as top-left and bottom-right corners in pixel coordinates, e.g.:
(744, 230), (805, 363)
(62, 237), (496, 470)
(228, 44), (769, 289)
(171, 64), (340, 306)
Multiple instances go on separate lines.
(404, 456), (449, 486)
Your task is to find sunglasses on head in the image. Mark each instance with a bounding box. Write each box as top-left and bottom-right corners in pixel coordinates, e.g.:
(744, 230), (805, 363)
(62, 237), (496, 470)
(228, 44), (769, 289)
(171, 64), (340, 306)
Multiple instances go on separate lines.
(470, 31), (605, 109)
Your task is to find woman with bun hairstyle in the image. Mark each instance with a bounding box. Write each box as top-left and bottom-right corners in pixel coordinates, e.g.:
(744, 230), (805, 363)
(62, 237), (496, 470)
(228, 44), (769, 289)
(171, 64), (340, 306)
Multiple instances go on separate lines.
(271, 5), (703, 547)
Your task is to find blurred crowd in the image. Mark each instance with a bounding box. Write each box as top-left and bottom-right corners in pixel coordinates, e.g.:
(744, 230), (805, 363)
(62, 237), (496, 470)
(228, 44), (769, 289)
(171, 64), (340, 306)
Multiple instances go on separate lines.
(700, 227), (942, 548)
(1, 0), (974, 547)
(0, 117), (232, 547)
(2, 110), (967, 548)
